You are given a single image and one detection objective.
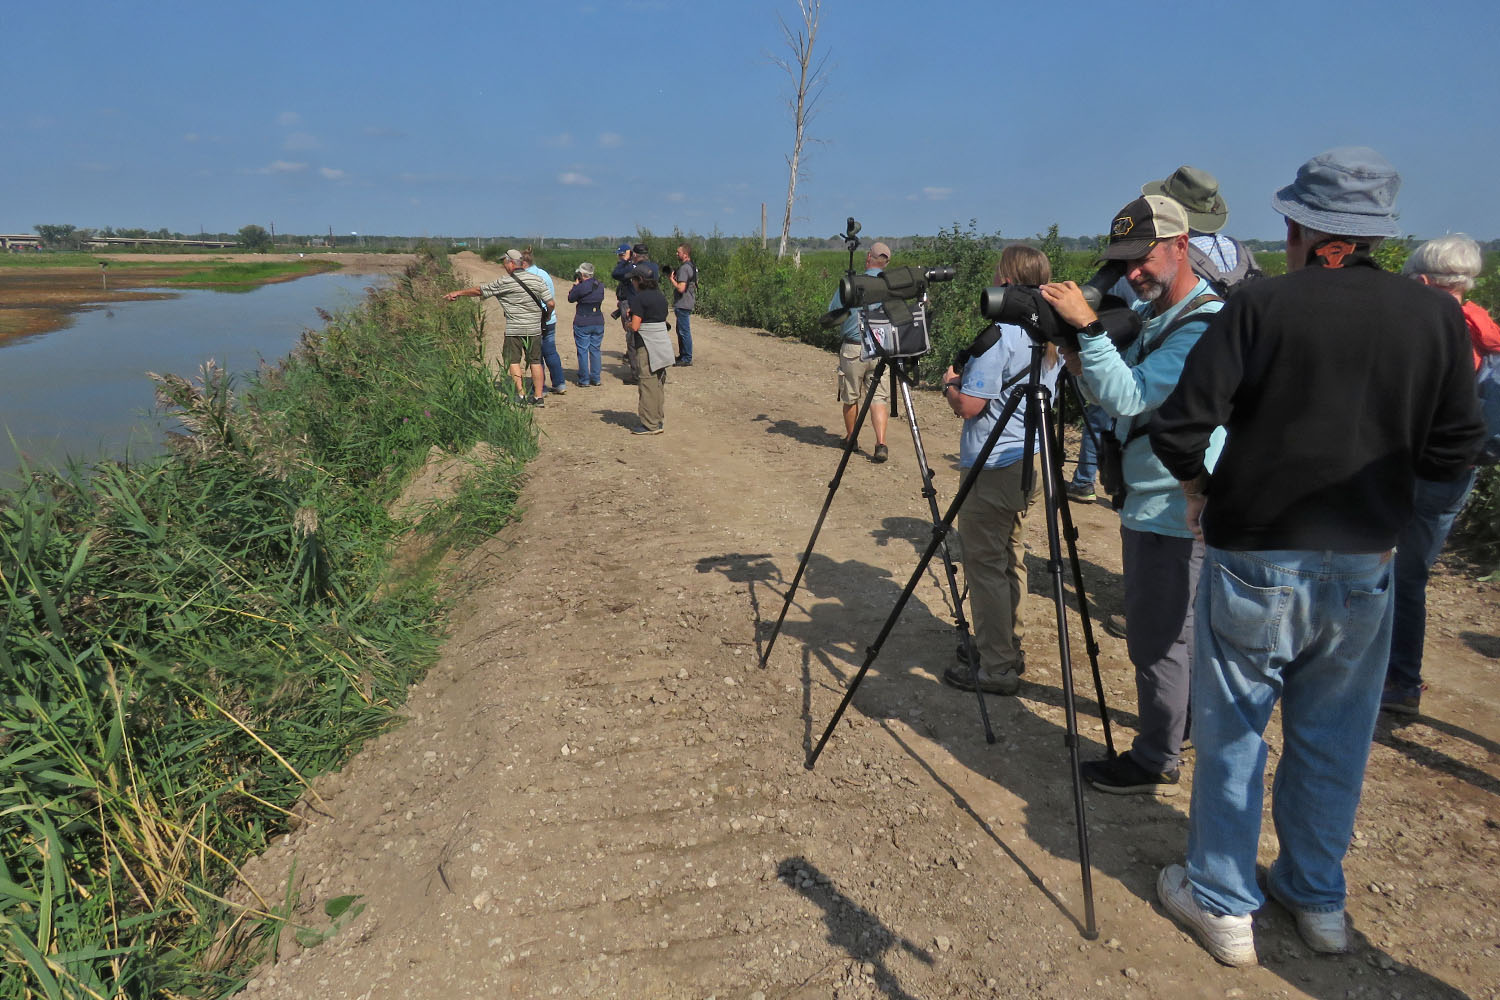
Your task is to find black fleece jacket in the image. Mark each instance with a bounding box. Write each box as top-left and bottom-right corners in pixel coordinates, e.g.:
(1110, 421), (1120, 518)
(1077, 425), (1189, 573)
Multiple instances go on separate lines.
(1150, 254), (1484, 552)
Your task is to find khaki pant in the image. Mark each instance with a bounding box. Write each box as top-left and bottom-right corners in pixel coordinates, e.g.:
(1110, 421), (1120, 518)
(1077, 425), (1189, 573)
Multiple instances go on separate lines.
(958, 458), (1038, 673)
(634, 344), (667, 430)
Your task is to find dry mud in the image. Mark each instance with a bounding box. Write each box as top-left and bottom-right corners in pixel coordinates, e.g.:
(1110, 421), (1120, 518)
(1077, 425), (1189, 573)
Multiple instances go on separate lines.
(234, 253), (1499, 1000)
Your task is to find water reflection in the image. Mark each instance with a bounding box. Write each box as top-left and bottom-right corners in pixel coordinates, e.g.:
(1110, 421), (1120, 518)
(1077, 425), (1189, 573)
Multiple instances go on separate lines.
(0, 273), (380, 484)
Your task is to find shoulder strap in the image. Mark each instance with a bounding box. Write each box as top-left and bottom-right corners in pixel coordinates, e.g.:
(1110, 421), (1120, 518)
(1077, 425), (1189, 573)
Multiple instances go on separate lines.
(1137, 292), (1222, 363)
(1116, 292), (1223, 445)
(508, 271), (552, 329)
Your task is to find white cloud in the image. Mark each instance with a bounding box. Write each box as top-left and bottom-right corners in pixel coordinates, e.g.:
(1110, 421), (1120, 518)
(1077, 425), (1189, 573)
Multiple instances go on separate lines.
(542, 132), (574, 148)
(319, 167), (346, 180)
(254, 160), (308, 175)
(922, 186), (953, 200)
(183, 132), (199, 143)
(284, 131), (320, 151)
(558, 172), (594, 186)
(277, 111), (302, 126)
(666, 192), (685, 203)
(598, 132), (623, 148)
(364, 125), (406, 138)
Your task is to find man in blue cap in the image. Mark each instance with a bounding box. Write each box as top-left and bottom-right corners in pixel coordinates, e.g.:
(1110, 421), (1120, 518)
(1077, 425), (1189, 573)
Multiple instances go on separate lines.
(1148, 147), (1485, 966)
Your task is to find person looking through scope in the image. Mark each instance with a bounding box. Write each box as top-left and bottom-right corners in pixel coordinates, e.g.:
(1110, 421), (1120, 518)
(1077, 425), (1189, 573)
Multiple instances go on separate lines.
(938, 245), (1059, 696)
(1040, 196), (1226, 796)
(827, 241), (893, 463)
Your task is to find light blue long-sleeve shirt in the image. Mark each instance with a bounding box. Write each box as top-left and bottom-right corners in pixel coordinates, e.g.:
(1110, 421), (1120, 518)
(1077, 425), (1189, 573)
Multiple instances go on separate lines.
(1075, 277), (1225, 537)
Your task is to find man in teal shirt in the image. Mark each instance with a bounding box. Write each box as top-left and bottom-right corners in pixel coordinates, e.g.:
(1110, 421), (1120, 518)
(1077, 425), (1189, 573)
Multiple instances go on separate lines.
(1041, 196), (1224, 795)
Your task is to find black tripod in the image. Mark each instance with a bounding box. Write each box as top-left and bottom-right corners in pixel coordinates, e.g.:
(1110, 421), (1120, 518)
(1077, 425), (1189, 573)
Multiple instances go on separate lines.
(759, 340), (995, 743)
(802, 340), (1117, 939)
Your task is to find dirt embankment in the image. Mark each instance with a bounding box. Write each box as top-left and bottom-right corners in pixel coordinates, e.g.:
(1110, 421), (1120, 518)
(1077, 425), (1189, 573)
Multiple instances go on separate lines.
(233, 253), (1499, 1000)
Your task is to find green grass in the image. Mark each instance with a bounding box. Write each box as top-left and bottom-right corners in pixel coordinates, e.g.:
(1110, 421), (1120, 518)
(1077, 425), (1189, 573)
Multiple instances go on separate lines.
(0, 246), (538, 998)
(158, 260), (341, 288)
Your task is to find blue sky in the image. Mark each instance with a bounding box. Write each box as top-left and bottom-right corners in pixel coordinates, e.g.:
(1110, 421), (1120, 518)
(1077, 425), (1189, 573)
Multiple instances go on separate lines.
(4, 0), (1497, 243)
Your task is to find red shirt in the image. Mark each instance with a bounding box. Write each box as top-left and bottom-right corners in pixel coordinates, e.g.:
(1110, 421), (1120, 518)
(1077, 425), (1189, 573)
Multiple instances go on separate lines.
(1463, 298), (1500, 370)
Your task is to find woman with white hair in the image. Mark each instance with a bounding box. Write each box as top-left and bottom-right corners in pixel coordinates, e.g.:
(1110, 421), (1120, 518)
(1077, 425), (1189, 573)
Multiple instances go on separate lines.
(1383, 234), (1499, 714)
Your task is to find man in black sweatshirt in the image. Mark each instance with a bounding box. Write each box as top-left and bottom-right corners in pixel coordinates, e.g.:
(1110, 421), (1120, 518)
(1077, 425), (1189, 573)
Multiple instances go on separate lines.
(1146, 147), (1484, 967)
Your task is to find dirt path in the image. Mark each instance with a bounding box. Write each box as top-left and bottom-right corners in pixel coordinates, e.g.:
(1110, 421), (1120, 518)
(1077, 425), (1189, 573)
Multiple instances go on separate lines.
(235, 253), (1499, 999)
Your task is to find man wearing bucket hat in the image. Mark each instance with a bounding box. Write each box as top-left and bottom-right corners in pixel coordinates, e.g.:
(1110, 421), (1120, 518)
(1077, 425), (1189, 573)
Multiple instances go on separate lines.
(1143, 165), (1262, 296)
(1148, 147), (1484, 965)
(1041, 196), (1227, 797)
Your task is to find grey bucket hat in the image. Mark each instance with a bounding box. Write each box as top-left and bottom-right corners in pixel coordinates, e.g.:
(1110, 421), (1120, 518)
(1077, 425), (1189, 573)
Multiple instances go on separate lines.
(1271, 146), (1402, 238)
(1142, 165), (1228, 234)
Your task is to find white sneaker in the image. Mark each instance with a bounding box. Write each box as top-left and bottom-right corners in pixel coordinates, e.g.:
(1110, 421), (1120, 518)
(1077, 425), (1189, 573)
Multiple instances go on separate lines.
(1157, 864), (1257, 967)
(1266, 880), (1349, 954)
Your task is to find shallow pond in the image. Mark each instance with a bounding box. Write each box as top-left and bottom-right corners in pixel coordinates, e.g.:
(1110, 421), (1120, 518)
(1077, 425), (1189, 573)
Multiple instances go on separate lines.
(0, 272), (381, 484)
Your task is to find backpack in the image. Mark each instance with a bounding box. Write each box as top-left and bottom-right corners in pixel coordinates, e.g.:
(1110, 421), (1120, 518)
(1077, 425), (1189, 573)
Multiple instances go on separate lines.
(1477, 351), (1500, 465)
(1188, 235), (1263, 297)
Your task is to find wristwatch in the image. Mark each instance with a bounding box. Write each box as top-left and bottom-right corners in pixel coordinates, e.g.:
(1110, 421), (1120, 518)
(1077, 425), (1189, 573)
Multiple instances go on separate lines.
(1080, 319), (1106, 338)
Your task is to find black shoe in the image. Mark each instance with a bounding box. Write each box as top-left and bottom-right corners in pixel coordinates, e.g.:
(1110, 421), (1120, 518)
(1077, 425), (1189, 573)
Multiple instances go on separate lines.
(872, 443), (889, 463)
(1066, 482), (1097, 502)
(1103, 613), (1127, 639)
(956, 642), (1025, 676)
(1081, 751), (1179, 796)
(940, 663), (1020, 696)
(674, 358), (693, 367)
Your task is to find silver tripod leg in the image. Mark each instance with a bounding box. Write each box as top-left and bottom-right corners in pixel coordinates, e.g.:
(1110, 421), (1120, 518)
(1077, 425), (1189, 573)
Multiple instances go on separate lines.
(895, 378), (994, 743)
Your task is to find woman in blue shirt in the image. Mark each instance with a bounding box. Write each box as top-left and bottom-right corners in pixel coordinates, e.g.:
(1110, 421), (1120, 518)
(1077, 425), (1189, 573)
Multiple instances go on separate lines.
(939, 245), (1059, 695)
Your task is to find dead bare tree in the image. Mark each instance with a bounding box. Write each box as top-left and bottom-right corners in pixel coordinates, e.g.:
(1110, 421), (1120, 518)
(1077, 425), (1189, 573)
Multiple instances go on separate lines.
(771, 0), (828, 259)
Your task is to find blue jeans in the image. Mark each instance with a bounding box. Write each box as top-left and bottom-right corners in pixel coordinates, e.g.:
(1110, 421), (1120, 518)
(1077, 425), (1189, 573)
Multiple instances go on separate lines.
(1186, 547), (1394, 919)
(1385, 470), (1477, 696)
(1072, 403), (1112, 487)
(574, 324), (604, 385)
(540, 325), (566, 391)
(675, 307), (693, 363)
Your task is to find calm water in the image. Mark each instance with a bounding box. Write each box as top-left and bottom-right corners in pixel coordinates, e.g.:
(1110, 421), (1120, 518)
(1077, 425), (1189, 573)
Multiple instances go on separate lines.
(0, 272), (381, 483)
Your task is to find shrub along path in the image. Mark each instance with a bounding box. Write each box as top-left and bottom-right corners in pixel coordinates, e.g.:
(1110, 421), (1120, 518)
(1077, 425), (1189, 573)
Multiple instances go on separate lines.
(235, 253), (1499, 999)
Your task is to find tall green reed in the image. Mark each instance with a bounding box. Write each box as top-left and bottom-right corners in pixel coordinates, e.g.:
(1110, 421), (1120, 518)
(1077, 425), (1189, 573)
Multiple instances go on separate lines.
(1, 250), (537, 997)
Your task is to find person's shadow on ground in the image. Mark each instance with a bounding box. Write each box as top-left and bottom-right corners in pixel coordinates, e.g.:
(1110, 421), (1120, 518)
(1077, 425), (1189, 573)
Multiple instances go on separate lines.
(775, 856), (932, 1000)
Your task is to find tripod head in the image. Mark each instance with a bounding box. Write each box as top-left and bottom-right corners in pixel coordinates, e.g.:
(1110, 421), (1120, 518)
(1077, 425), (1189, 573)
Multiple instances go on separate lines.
(838, 217), (862, 275)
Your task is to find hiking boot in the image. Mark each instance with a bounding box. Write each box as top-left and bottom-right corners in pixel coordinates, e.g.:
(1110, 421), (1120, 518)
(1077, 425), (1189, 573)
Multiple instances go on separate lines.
(1103, 613), (1128, 639)
(1081, 751), (1179, 796)
(1157, 864), (1257, 967)
(1379, 683), (1422, 716)
(872, 443), (889, 463)
(940, 663), (1020, 696)
(630, 425), (664, 436)
(1067, 481), (1097, 502)
(1265, 880), (1349, 954)
(956, 642), (1025, 677)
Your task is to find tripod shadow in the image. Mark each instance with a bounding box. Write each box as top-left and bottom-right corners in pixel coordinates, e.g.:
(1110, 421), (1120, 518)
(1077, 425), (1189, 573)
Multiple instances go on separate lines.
(694, 552), (781, 662)
(776, 856), (932, 1000)
(751, 412), (850, 451)
(921, 678), (1471, 997)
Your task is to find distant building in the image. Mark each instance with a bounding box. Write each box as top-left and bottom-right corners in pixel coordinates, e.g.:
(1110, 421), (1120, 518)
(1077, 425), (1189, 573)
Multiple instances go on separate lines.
(1, 234), (43, 251)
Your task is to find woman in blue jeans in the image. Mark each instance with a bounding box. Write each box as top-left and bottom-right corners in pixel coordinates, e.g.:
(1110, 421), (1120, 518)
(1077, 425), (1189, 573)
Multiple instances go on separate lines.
(1382, 234), (1495, 713)
(568, 262), (607, 386)
(522, 248), (568, 395)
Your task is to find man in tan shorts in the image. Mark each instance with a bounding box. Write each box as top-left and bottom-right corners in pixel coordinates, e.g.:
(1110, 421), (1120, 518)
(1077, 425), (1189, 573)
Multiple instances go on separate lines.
(828, 241), (892, 462)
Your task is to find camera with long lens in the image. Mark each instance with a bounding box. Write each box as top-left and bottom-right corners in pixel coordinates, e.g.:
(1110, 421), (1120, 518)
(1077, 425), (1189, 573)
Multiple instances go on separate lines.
(978, 259), (1141, 353)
